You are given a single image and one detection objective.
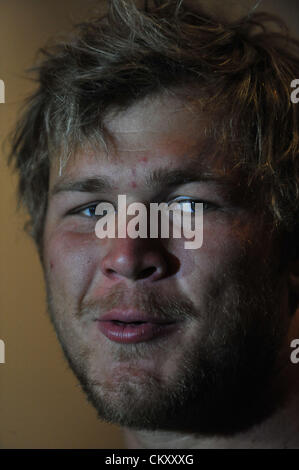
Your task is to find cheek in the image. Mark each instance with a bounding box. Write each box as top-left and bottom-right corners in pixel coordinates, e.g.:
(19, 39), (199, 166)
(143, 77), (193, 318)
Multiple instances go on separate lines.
(44, 230), (100, 299)
(201, 213), (255, 260)
(200, 223), (240, 265)
(173, 217), (253, 296)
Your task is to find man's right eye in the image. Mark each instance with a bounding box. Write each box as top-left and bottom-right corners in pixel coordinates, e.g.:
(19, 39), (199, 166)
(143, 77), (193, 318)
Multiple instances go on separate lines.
(79, 204), (99, 218)
(68, 203), (110, 218)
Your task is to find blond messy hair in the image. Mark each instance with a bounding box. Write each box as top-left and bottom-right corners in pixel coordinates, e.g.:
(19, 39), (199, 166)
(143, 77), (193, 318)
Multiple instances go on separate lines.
(9, 0), (299, 256)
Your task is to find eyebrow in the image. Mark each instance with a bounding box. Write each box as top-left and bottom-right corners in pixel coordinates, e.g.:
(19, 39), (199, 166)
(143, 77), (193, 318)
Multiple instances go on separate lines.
(50, 176), (114, 197)
(50, 167), (227, 197)
(145, 167), (226, 188)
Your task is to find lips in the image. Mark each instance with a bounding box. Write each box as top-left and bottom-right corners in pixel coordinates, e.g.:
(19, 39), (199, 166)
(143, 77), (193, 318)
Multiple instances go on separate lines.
(96, 310), (178, 344)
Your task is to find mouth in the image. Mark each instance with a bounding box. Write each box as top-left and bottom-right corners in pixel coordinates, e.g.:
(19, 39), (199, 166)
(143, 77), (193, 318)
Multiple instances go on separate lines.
(96, 310), (179, 344)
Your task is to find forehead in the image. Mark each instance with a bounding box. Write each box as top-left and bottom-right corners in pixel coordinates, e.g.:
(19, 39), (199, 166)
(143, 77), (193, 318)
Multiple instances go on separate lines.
(105, 93), (206, 148)
(50, 93), (226, 184)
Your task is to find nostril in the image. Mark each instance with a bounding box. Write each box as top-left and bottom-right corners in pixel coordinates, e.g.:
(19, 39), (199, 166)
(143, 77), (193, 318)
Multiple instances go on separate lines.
(106, 268), (117, 277)
(138, 266), (156, 280)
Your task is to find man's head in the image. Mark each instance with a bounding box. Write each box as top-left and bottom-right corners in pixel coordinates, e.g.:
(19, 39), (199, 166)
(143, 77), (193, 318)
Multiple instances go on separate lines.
(9, 0), (299, 434)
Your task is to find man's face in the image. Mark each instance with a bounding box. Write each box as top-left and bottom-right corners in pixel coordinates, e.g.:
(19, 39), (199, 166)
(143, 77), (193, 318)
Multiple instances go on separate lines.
(42, 93), (291, 432)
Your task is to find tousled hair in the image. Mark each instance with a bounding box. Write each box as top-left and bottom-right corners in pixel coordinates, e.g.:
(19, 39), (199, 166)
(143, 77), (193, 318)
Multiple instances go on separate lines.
(8, 0), (299, 255)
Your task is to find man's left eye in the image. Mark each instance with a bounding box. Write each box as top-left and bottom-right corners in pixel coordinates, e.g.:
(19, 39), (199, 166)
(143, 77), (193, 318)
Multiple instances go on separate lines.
(169, 199), (217, 212)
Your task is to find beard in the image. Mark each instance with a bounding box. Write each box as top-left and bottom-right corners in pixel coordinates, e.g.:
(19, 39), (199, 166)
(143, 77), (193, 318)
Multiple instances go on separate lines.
(44, 249), (290, 435)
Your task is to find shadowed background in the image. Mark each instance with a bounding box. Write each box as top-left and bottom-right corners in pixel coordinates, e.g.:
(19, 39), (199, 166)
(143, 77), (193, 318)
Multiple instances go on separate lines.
(0, 0), (298, 449)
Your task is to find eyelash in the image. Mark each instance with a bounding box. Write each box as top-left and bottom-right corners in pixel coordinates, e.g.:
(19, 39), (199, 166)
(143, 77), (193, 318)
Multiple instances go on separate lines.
(170, 198), (218, 213)
(68, 199), (218, 218)
(68, 202), (108, 218)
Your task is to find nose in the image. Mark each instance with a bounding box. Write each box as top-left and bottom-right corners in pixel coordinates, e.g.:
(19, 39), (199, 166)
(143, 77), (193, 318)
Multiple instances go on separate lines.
(100, 237), (169, 282)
